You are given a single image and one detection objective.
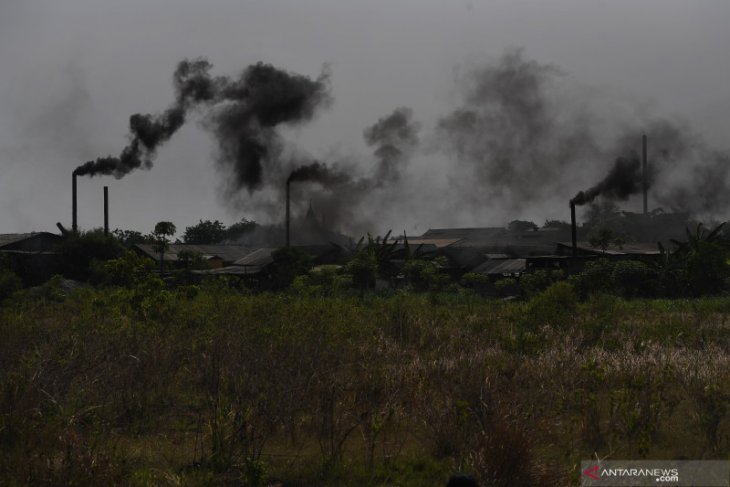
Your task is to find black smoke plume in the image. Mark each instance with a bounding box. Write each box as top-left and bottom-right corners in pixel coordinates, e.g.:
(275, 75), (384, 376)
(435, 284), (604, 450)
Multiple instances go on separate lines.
(75, 58), (331, 186)
(206, 63), (331, 191)
(624, 119), (730, 216)
(283, 107), (421, 234)
(287, 161), (348, 185)
(363, 107), (420, 185)
(436, 48), (600, 211)
(74, 59), (216, 177)
(571, 152), (642, 205)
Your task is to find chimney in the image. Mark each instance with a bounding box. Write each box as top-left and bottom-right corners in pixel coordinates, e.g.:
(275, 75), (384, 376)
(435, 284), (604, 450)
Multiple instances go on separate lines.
(285, 179), (291, 247)
(642, 133), (648, 215)
(104, 186), (109, 237)
(570, 200), (577, 257)
(72, 172), (78, 234)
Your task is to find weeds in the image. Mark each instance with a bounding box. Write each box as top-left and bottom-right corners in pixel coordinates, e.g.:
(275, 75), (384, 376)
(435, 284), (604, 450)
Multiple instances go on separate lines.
(2, 288), (730, 485)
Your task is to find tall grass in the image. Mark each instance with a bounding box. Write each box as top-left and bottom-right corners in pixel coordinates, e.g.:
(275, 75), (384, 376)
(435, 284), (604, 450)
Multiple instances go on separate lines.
(1, 284), (729, 486)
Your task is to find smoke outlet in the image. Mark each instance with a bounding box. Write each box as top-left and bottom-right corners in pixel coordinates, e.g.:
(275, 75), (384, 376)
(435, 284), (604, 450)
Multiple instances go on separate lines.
(285, 180), (291, 248)
(570, 200), (577, 257)
(642, 134), (648, 215)
(104, 186), (109, 237)
(72, 173), (78, 234)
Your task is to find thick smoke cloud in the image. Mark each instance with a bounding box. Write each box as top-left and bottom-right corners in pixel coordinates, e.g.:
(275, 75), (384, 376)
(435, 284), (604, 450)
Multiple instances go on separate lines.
(287, 161), (348, 185)
(363, 107), (420, 185)
(75, 59), (331, 186)
(205, 63), (331, 191)
(285, 107), (421, 233)
(436, 48), (600, 210)
(74, 59), (216, 177)
(571, 152), (641, 205)
(435, 48), (730, 221)
(74, 49), (730, 239)
(632, 119), (730, 215)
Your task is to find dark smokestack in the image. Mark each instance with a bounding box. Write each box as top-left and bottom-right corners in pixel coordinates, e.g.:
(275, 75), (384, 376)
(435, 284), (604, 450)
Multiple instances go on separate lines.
(570, 200), (577, 257)
(642, 133), (648, 215)
(285, 180), (291, 248)
(72, 172), (78, 234)
(104, 186), (109, 237)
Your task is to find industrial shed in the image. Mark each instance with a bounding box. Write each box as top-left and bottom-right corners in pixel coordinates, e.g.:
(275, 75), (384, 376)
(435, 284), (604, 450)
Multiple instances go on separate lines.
(0, 232), (63, 283)
(555, 241), (661, 257)
(471, 258), (527, 277)
(0, 232), (62, 252)
(133, 244), (255, 267)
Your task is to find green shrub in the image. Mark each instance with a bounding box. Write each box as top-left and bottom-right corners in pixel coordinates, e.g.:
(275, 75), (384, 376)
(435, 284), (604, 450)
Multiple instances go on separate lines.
(92, 251), (161, 289)
(461, 272), (493, 295)
(610, 260), (659, 298)
(569, 258), (614, 297)
(526, 281), (578, 328)
(269, 247), (314, 290)
(0, 268), (22, 301)
(345, 249), (378, 292)
(57, 229), (124, 281)
(519, 269), (564, 298)
(403, 257), (450, 292)
(494, 277), (519, 297)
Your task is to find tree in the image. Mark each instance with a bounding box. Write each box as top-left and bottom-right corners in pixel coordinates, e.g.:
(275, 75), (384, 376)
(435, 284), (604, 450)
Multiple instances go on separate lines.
(225, 218), (257, 241)
(669, 223), (730, 296)
(183, 220), (227, 244)
(268, 247), (313, 290)
(153, 222), (176, 272)
(58, 229), (125, 281)
(588, 228), (624, 253)
(345, 249), (378, 293)
(112, 228), (156, 246)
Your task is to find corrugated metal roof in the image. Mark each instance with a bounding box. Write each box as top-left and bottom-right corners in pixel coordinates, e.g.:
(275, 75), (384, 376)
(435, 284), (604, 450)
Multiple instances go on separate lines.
(556, 241), (661, 255)
(485, 253), (511, 260)
(134, 244), (255, 263)
(0, 232), (60, 249)
(194, 265), (264, 275)
(233, 248), (276, 267)
(421, 227), (507, 240)
(471, 258), (527, 275)
(392, 237), (463, 248)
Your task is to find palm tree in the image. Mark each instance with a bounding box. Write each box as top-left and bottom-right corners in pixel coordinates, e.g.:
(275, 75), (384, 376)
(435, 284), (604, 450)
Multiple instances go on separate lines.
(153, 221), (176, 272)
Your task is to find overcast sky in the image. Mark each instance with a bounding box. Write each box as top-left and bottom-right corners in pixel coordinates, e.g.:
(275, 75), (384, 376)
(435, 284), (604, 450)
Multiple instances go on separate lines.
(1, 0), (729, 237)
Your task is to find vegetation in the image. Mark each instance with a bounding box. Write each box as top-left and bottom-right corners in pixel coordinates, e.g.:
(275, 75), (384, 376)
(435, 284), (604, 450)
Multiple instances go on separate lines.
(183, 218), (257, 244)
(2, 276), (730, 486)
(3, 222), (730, 485)
(153, 221), (177, 271)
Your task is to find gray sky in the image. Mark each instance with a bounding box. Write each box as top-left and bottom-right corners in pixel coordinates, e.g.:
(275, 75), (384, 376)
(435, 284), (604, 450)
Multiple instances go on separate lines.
(1, 0), (729, 237)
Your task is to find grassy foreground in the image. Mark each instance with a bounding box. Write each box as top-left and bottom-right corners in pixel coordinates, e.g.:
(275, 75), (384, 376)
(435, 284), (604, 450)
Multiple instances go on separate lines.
(1, 282), (730, 486)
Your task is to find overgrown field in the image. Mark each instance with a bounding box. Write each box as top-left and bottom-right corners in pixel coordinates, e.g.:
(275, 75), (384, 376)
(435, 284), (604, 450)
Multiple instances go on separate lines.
(2, 281), (730, 486)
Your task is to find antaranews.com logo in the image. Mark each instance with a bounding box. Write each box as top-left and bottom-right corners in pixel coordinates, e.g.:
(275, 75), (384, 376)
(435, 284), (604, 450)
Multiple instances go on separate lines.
(580, 460), (728, 486)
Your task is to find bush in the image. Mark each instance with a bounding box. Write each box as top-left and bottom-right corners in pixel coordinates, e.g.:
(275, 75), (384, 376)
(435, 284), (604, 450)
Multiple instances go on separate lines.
(494, 278), (519, 297)
(345, 250), (378, 292)
(569, 258), (614, 297)
(519, 269), (564, 298)
(526, 281), (578, 328)
(403, 257), (450, 292)
(57, 230), (124, 281)
(91, 251), (162, 290)
(610, 260), (659, 298)
(268, 247), (314, 290)
(0, 268), (22, 301)
(293, 265), (351, 296)
(461, 272), (493, 295)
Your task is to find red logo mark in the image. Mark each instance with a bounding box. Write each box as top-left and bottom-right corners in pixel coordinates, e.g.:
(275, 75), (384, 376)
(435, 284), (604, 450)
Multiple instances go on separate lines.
(583, 465), (600, 481)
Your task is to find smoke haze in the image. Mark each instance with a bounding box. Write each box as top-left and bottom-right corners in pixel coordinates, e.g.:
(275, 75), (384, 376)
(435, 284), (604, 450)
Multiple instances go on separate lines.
(66, 51), (730, 236)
